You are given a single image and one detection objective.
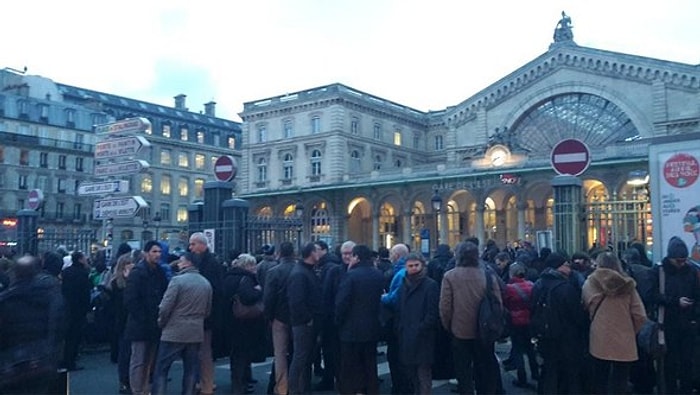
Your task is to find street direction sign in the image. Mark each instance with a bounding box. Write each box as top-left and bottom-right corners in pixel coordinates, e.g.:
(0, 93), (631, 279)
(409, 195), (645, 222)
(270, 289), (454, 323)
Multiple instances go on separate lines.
(95, 136), (151, 160)
(78, 180), (130, 196)
(214, 155), (237, 182)
(93, 196), (148, 219)
(551, 138), (591, 176)
(94, 117), (151, 135)
(94, 160), (150, 177)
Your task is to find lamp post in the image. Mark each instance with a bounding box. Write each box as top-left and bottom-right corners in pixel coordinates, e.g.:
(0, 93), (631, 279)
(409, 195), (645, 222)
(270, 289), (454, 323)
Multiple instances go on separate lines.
(431, 190), (442, 254)
(153, 212), (162, 241)
(142, 216), (149, 246)
(295, 200), (304, 253)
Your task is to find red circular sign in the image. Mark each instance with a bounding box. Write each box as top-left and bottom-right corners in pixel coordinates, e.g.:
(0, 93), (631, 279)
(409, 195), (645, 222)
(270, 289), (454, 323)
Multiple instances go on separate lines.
(214, 155), (237, 182)
(550, 139), (591, 176)
(664, 153), (699, 188)
(27, 189), (44, 210)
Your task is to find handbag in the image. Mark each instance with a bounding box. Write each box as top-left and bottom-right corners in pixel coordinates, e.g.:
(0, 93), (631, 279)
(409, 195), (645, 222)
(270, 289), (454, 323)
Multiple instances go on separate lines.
(636, 264), (666, 357)
(231, 277), (264, 320)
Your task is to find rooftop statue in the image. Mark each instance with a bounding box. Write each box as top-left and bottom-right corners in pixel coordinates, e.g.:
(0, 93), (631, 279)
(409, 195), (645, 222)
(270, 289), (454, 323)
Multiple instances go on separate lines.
(553, 11), (574, 43)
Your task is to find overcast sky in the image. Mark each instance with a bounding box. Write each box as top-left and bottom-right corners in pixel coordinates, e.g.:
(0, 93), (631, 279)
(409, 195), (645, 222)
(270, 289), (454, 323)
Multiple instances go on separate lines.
(2, 0), (698, 121)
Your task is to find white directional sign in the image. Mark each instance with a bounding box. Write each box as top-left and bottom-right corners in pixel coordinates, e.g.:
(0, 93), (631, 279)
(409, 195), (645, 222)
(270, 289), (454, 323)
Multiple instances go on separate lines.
(95, 136), (151, 160)
(95, 117), (151, 135)
(78, 180), (130, 196)
(93, 196), (148, 219)
(94, 160), (150, 177)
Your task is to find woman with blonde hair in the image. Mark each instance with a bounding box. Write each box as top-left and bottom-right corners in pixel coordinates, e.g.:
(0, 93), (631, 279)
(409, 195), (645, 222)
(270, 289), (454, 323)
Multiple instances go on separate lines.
(109, 252), (136, 394)
(582, 252), (647, 394)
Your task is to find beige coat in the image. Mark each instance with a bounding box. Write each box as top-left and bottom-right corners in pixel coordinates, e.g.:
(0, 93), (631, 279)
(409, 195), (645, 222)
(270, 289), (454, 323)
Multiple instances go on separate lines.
(439, 265), (502, 340)
(582, 268), (647, 362)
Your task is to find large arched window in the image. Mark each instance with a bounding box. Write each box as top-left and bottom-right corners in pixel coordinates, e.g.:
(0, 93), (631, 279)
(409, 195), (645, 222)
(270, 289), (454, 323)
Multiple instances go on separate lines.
(512, 93), (639, 152)
(311, 202), (330, 241)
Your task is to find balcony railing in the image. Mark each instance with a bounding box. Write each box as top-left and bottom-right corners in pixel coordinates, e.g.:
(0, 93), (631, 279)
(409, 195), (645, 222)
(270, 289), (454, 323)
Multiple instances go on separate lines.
(0, 131), (94, 153)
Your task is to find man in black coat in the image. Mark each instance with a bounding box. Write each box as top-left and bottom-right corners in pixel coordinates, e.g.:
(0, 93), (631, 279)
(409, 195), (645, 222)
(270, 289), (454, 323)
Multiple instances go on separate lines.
(124, 241), (168, 395)
(61, 250), (92, 371)
(287, 242), (322, 394)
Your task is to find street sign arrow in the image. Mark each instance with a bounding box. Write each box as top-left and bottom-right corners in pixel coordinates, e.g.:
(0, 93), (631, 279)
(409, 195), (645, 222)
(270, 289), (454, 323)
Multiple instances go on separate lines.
(78, 180), (130, 196)
(93, 196), (148, 219)
(94, 160), (150, 177)
(95, 136), (151, 160)
(94, 117), (151, 135)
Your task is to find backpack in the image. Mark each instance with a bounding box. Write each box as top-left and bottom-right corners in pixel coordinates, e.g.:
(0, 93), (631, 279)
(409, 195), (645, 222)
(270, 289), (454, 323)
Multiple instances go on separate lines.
(478, 269), (505, 344)
(530, 280), (566, 340)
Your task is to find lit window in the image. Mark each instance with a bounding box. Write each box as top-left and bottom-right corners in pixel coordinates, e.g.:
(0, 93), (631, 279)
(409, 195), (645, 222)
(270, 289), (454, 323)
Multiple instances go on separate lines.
(162, 123), (171, 138)
(195, 154), (205, 170)
(196, 130), (205, 144)
(257, 158), (267, 182)
(284, 121), (294, 138)
(435, 135), (444, 151)
(311, 117), (321, 134)
(283, 153), (294, 179)
(194, 178), (205, 198)
(141, 175), (152, 193)
(178, 152), (189, 167)
(227, 136), (236, 149)
(180, 127), (188, 141)
(373, 123), (382, 140)
(179, 177), (188, 197)
(211, 156), (218, 169)
(258, 126), (267, 143)
(161, 175), (171, 195)
(311, 150), (322, 176)
(160, 149), (172, 165)
(351, 117), (359, 135)
(393, 131), (402, 146)
(177, 205), (188, 223)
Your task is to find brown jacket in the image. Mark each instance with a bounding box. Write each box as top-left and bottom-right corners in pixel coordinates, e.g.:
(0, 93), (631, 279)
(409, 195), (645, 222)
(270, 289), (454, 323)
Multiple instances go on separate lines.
(582, 268), (647, 362)
(439, 265), (502, 340)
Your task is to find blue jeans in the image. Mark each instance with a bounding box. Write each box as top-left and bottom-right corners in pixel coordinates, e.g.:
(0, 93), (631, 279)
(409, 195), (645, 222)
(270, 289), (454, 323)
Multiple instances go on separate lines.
(288, 323), (316, 394)
(151, 341), (200, 395)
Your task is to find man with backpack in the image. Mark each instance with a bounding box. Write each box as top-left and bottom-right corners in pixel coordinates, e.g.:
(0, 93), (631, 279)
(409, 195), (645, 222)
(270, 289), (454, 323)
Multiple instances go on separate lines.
(530, 252), (587, 394)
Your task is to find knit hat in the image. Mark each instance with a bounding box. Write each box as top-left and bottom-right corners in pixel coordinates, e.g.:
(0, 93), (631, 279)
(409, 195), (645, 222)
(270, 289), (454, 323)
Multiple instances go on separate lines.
(667, 236), (689, 259)
(545, 252), (569, 269)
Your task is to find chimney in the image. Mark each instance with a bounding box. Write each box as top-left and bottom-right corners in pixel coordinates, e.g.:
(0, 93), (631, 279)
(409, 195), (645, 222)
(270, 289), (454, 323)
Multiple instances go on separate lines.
(174, 94), (187, 110)
(204, 101), (217, 117)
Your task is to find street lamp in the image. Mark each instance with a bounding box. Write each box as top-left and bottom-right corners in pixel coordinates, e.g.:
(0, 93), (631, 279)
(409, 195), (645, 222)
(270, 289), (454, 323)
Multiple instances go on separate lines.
(153, 212), (162, 241)
(295, 200), (304, 253)
(142, 216), (149, 245)
(431, 190), (442, 252)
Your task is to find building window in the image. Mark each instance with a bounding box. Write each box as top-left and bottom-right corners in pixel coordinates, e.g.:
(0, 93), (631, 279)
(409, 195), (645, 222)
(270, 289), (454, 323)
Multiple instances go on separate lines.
(36, 176), (48, 191)
(373, 123), (382, 140)
(180, 126), (188, 141)
(435, 135), (444, 151)
(284, 121), (294, 138)
(40, 152), (48, 168)
(351, 117), (359, 135)
(141, 175), (152, 193)
(178, 152), (189, 167)
(74, 179), (80, 193)
(393, 131), (402, 146)
(213, 134), (220, 146)
(161, 175), (171, 195)
(58, 155), (66, 169)
(56, 202), (64, 219)
(310, 203), (331, 241)
(196, 130), (205, 144)
(160, 149), (172, 165)
(194, 178), (205, 198)
(20, 150), (29, 166)
(18, 174), (28, 189)
(195, 154), (205, 170)
(161, 203), (171, 222)
(373, 155), (382, 170)
(66, 109), (76, 126)
(75, 157), (84, 172)
(73, 204), (81, 221)
(211, 156), (218, 170)
(18, 100), (28, 116)
(177, 205), (188, 223)
(162, 123), (171, 138)
(0, 146), (4, 163)
(17, 199), (24, 210)
(283, 153), (294, 179)
(311, 117), (321, 134)
(257, 158), (267, 182)
(227, 136), (236, 149)
(350, 150), (361, 173)
(257, 126), (267, 143)
(57, 178), (66, 193)
(311, 150), (322, 176)
(74, 133), (84, 150)
(413, 134), (421, 149)
(179, 177), (188, 197)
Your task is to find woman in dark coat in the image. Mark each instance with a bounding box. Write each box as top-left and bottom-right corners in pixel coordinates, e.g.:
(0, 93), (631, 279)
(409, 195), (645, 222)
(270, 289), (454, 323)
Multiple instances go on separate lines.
(396, 253), (440, 395)
(427, 244), (455, 380)
(108, 252), (136, 394)
(223, 253), (266, 395)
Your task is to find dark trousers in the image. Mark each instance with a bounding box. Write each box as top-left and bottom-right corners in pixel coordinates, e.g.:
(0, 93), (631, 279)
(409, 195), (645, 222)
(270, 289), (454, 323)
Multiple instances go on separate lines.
(405, 364), (432, 395)
(540, 340), (581, 394)
(452, 337), (498, 395)
(230, 351), (251, 395)
(320, 320), (339, 386)
(592, 357), (631, 395)
(664, 330), (695, 394)
(151, 341), (200, 395)
(338, 341), (379, 395)
(118, 334), (132, 385)
(510, 326), (538, 383)
(288, 323), (316, 394)
(63, 314), (86, 369)
(387, 331), (411, 394)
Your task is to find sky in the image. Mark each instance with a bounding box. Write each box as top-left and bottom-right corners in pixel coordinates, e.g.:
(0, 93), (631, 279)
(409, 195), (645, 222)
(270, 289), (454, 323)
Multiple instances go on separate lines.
(2, 0), (698, 122)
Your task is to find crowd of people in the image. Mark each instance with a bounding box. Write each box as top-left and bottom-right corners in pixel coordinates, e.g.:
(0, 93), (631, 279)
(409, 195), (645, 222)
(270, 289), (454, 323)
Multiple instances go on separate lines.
(0, 232), (699, 395)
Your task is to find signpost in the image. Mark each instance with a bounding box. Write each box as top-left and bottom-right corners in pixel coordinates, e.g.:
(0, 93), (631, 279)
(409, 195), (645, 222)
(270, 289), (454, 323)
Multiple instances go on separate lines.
(94, 117), (151, 135)
(95, 136), (151, 159)
(93, 196), (148, 220)
(214, 155), (238, 182)
(550, 138), (591, 176)
(78, 180), (130, 196)
(94, 160), (150, 177)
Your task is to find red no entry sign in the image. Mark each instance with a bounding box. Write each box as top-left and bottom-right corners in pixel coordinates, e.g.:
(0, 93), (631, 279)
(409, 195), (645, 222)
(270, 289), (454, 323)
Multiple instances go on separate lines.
(214, 155), (237, 182)
(551, 139), (591, 176)
(27, 189), (44, 210)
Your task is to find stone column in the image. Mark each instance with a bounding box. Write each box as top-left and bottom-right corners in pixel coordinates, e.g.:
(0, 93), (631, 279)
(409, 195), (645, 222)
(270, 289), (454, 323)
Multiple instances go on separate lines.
(517, 202), (527, 241)
(372, 210), (380, 251)
(403, 210), (412, 248)
(475, 205), (485, 246)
